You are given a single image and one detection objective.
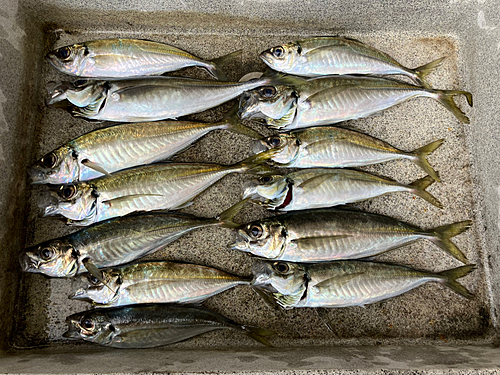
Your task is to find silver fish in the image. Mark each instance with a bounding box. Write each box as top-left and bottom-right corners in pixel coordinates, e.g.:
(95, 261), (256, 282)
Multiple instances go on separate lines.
(63, 304), (273, 348)
(260, 37), (444, 87)
(70, 261), (250, 307)
(252, 260), (475, 309)
(47, 75), (276, 122)
(238, 75), (473, 129)
(40, 152), (271, 226)
(231, 208), (470, 263)
(46, 38), (238, 80)
(243, 169), (443, 211)
(29, 107), (259, 184)
(256, 127), (443, 181)
(19, 200), (245, 278)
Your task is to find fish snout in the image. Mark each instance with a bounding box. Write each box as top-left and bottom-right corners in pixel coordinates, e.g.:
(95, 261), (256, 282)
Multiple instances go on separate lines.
(69, 288), (89, 301)
(63, 318), (81, 339)
(19, 252), (38, 272)
(28, 165), (49, 185)
(251, 139), (269, 155)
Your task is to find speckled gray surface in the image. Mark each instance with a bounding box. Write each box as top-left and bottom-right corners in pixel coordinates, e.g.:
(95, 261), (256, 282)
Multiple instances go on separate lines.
(1, 0), (500, 373)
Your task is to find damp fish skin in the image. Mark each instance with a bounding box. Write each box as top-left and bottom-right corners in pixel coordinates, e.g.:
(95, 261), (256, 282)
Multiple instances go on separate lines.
(19, 200), (244, 278)
(256, 127), (443, 181)
(252, 260), (475, 309)
(29, 108), (259, 184)
(230, 208), (471, 263)
(260, 37), (444, 87)
(46, 76), (274, 122)
(63, 304), (273, 348)
(70, 261), (250, 307)
(243, 168), (443, 211)
(46, 38), (238, 80)
(238, 75), (473, 129)
(39, 152), (268, 226)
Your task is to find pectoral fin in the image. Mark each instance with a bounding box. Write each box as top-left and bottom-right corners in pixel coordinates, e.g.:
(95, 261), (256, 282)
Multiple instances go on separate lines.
(103, 194), (164, 208)
(82, 258), (116, 294)
(298, 172), (337, 190)
(81, 159), (111, 176)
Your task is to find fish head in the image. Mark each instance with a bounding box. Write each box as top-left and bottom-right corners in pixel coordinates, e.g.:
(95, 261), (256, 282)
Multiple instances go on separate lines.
(46, 43), (90, 76)
(20, 239), (78, 277)
(252, 260), (306, 300)
(238, 85), (297, 123)
(70, 271), (121, 305)
(41, 182), (97, 223)
(46, 79), (106, 108)
(256, 133), (301, 165)
(260, 42), (300, 72)
(64, 310), (117, 345)
(231, 219), (286, 259)
(243, 174), (291, 210)
(28, 145), (80, 185)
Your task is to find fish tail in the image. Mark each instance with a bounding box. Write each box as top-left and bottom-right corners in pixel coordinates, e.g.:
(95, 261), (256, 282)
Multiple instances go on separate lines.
(438, 264), (476, 299)
(233, 149), (279, 174)
(219, 104), (262, 139)
(427, 220), (472, 263)
(434, 89), (473, 124)
(412, 56), (446, 88)
(207, 49), (243, 81)
(216, 198), (250, 228)
(408, 175), (443, 209)
(409, 139), (444, 182)
(240, 325), (275, 346)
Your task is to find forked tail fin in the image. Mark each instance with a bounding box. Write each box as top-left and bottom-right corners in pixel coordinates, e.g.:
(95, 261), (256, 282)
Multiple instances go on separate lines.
(435, 89), (473, 124)
(408, 175), (443, 209)
(438, 264), (476, 299)
(412, 57), (446, 88)
(427, 220), (472, 263)
(409, 139), (444, 182)
(207, 49), (243, 81)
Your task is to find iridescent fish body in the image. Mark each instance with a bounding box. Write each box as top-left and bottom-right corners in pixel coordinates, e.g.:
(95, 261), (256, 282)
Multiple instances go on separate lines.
(252, 260), (475, 309)
(46, 38), (237, 79)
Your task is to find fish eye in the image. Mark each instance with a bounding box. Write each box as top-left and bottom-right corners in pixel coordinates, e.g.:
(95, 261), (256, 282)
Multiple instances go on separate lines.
(249, 224), (263, 238)
(40, 247), (54, 260)
(268, 136), (281, 147)
(260, 86), (277, 98)
(259, 176), (273, 184)
(60, 184), (77, 199)
(272, 47), (285, 58)
(55, 46), (71, 60)
(273, 262), (290, 273)
(81, 318), (94, 330)
(41, 152), (57, 168)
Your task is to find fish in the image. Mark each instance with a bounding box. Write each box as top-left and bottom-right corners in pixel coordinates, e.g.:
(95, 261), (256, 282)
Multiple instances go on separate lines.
(238, 75), (473, 129)
(70, 261), (250, 307)
(252, 260), (475, 309)
(39, 151), (273, 226)
(19, 199), (246, 278)
(46, 38), (239, 80)
(260, 37), (445, 87)
(242, 168), (443, 211)
(255, 127), (443, 181)
(46, 75), (277, 122)
(230, 208), (471, 263)
(29, 105), (260, 184)
(63, 304), (274, 348)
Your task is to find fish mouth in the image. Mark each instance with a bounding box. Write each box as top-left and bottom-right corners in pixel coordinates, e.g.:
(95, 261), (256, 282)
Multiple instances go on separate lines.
(19, 252), (38, 273)
(46, 81), (71, 106)
(229, 229), (251, 252)
(259, 52), (273, 67)
(63, 318), (81, 339)
(238, 93), (260, 120)
(251, 139), (269, 155)
(69, 288), (89, 301)
(28, 165), (50, 185)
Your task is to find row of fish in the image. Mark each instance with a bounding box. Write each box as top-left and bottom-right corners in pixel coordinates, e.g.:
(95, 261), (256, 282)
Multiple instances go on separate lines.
(22, 36), (474, 348)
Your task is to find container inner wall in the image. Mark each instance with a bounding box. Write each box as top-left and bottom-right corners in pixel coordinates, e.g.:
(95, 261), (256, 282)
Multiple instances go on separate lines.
(1, 0), (499, 369)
